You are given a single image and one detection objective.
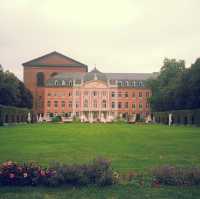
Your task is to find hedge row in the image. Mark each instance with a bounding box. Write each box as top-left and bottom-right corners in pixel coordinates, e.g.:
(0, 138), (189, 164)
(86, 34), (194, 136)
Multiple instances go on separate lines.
(0, 105), (35, 126)
(0, 158), (117, 187)
(153, 109), (200, 125)
(153, 165), (200, 186)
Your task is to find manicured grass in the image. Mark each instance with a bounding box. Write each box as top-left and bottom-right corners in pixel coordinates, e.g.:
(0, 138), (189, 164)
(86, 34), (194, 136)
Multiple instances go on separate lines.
(0, 123), (200, 172)
(0, 123), (200, 198)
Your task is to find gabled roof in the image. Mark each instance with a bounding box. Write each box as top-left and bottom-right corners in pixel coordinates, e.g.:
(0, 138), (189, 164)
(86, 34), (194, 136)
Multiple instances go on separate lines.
(22, 51), (88, 70)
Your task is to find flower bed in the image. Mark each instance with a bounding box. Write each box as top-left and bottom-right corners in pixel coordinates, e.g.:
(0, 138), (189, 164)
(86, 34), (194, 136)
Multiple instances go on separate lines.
(1, 160), (200, 187)
(0, 158), (117, 187)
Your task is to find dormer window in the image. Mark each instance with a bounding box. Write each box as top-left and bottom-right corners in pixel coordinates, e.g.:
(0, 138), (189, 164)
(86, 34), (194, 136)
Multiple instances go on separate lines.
(118, 81), (123, 87)
(139, 81), (144, 87)
(69, 80), (73, 87)
(62, 80), (66, 86)
(55, 80), (59, 86)
(125, 81), (129, 87)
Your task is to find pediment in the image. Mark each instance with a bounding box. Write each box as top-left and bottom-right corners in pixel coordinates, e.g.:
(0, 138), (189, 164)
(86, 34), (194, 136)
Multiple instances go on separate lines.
(83, 80), (108, 88)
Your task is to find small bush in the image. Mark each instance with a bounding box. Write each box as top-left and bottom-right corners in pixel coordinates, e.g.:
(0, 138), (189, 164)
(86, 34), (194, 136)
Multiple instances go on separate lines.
(152, 165), (200, 186)
(51, 116), (61, 123)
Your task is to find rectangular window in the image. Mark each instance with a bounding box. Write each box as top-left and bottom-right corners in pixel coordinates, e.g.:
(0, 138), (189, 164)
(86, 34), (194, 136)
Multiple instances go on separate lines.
(125, 92), (128, 98)
(47, 101), (51, 107)
(139, 92), (142, 98)
(54, 101), (58, 108)
(111, 92), (115, 97)
(61, 101), (65, 108)
(139, 103), (143, 110)
(93, 91), (98, 96)
(68, 101), (72, 108)
(112, 102), (115, 108)
(118, 102), (122, 109)
(132, 103), (136, 109)
(76, 101), (80, 108)
(68, 92), (72, 97)
(146, 92), (150, 97)
(124, 102), (129, 108)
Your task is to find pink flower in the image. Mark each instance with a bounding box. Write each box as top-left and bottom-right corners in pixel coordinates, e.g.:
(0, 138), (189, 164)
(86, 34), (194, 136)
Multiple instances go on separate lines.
(40, 170), (46, 176)
(23, 173), (28, 178)
(17, 166), (23, 172)
(9, 173), (15, 179)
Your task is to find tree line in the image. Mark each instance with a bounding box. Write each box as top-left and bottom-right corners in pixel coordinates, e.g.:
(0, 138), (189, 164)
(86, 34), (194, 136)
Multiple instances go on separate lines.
(0, 68), (33, 109)
(147, 58), (200, 112)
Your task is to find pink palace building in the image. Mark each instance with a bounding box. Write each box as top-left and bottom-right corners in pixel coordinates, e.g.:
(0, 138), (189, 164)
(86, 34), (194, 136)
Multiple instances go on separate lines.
(23, 51), (154, 122)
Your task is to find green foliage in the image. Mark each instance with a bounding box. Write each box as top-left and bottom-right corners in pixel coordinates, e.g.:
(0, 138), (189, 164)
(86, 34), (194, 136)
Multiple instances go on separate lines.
(147, 57), (200, 111)
(147, 58), (185, 111)
(153, 165), (200, 186)
(52, 116), (62, 122)
(0, 70), (33, 108)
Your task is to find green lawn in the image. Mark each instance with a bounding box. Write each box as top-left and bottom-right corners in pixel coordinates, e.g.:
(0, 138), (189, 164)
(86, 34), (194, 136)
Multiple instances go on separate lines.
(0, 123), (200, 198)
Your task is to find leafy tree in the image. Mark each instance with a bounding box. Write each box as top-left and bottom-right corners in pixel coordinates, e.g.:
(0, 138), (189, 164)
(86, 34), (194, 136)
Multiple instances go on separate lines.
(147, 58), (186, 111)
(0, 70), (33, 108)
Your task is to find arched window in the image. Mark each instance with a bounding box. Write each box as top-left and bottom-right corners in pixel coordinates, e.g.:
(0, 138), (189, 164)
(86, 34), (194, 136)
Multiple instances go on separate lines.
(36, 72), (44, 87)
(84, 99), (88, 108)
(102, 100), (107, 108)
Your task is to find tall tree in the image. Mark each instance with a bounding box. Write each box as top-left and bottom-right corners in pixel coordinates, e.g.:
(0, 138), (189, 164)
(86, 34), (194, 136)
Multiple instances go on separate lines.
(147, 58), (186, 111)
(0, 70), (33, 108)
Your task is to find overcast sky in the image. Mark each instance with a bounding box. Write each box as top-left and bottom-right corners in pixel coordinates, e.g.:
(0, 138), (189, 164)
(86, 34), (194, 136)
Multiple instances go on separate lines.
(1, 0), (200, 80)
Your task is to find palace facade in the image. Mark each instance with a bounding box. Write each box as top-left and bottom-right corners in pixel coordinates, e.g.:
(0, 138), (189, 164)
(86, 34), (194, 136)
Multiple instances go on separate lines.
(23, 51), (154, 122)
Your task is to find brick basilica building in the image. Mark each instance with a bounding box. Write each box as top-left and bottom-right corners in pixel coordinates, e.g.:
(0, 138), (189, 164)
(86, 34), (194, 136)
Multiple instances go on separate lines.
(23, 51), (154, 122)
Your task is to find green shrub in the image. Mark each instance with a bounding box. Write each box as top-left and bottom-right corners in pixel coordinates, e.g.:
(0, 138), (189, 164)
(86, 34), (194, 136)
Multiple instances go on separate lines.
(152, 165), (200, 186)
(52, 116), (61, 123)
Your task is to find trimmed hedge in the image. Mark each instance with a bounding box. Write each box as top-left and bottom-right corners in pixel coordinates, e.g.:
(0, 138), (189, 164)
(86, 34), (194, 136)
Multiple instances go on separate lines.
(0, 158), (117, 187)
(0, 105), (35, 126)
(153, 109), (200, 125)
